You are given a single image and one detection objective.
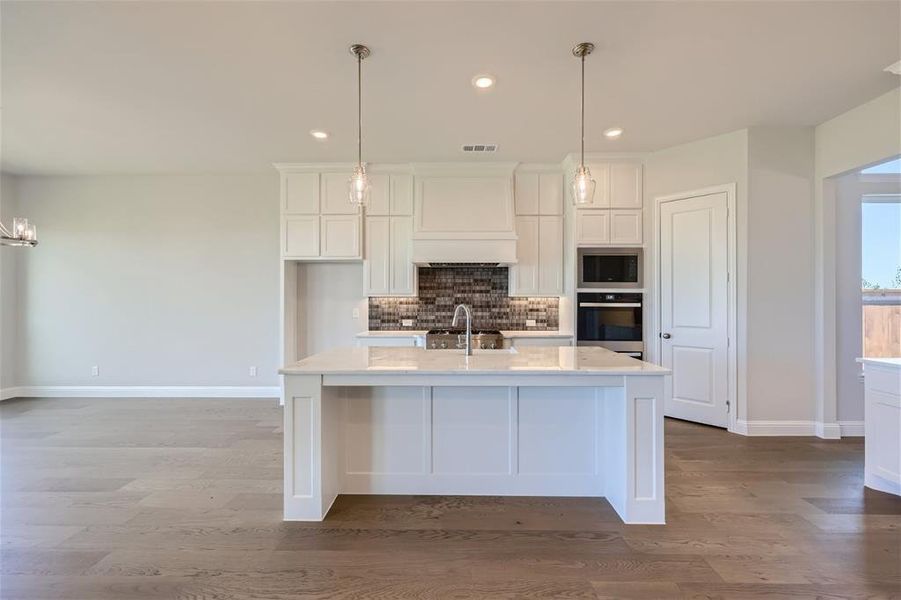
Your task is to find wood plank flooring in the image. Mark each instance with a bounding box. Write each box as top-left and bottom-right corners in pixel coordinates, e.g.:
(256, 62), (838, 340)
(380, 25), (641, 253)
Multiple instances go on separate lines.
(1, 397), (899, 599)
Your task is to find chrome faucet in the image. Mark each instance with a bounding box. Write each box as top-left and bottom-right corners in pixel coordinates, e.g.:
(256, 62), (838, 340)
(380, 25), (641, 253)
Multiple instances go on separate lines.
(452, 304), (473, 355)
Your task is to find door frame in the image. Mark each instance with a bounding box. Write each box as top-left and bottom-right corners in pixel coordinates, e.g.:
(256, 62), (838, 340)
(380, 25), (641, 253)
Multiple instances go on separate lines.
(653, 183), (738, 433)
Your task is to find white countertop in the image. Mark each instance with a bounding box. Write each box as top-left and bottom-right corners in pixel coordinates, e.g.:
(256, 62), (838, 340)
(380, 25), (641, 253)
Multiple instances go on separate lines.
(355, 330), (573, 338)
(355, 330), (428, 337)
(857, 357), (901, 369)
(281, 346), (669, 376)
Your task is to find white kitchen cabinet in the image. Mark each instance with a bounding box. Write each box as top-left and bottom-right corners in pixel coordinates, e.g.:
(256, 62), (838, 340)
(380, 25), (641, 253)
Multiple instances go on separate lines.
(504, 335), (573, 348)
(510, 215), (563, 296)
(389, 216), (416, 295)
(321, 172), (358, 215)
(578, 163), (610, 208)
(364, 216), (391, 295)
(609, 210), (643, 245)
(515, 172), (563, 216)
(365, 174), (391, 215)
(577, 162), (642, 209)
(514, 173), (540, 215)
(356, 335), (423, 348)
(576, 210), (610, 245)
(364, 215), (416, 296)
(283, 173), (320, 215)
(609, 163), (643, 208)
(538, 215), (563, 295)
(390, 174), (414, 216)
(539, 173), (563, 215)
(283, 215), (320, 258)
(510, 216), (540, 295)
(320, 215), (361, 258)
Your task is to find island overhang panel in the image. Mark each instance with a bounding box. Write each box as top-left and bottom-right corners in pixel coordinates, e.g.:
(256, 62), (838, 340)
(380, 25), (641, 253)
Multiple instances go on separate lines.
(280, 346), (670, 525)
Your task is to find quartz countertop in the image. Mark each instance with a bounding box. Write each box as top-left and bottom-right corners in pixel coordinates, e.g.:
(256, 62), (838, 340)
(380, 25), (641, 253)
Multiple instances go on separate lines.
(281, 346), (669, 376)
(354, 330), (573, 338)
(857, 357), (901, 369)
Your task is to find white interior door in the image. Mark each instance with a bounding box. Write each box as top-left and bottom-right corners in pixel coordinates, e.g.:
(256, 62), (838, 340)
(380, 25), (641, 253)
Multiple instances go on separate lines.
(659, 191), (729, 427)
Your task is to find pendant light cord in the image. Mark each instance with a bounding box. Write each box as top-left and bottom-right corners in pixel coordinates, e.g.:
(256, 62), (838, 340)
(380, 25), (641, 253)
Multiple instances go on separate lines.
(357, 53), (363, 168)
(579, 53), (585, 168)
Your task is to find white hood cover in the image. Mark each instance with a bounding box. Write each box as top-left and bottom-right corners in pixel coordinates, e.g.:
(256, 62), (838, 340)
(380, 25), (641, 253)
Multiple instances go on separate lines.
(411, 165), (518, 265)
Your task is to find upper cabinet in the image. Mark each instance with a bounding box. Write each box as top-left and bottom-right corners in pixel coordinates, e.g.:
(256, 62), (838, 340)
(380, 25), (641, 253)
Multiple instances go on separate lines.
(609, 163), (642, 208)
(364, 172), (416, 296)
(514, 172), (563, 215)
(278, 167), (363, 260)
(574, 161), (642, 209)
(574, 161), (643, 246)
(283, 173), (320, 214)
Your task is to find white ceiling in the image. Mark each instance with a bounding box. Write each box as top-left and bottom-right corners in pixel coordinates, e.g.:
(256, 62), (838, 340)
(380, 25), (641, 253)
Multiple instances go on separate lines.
(2, 1), (899, 174)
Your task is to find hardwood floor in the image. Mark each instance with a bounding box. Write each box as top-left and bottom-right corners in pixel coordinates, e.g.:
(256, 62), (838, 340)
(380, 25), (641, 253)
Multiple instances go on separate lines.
(1, 398), (898, 599)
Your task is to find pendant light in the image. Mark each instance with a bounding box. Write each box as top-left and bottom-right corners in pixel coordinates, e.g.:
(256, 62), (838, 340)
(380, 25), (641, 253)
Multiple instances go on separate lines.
(571, 42), (596, 205)
(348, 44), (371, 210)
(0, 216), (37, 247)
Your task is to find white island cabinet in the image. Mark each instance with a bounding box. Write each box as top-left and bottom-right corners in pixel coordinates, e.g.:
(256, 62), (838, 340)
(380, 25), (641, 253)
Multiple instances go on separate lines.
(280, 346), (670, 524)
(859, 357), (901, 496)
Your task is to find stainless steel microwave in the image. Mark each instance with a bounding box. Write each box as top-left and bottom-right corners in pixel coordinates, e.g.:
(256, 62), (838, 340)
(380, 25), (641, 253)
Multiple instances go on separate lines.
(578, 248), (643, 289)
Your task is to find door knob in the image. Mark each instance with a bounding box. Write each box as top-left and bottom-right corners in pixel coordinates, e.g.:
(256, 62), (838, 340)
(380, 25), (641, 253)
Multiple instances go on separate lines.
(661, 333), (672, 339)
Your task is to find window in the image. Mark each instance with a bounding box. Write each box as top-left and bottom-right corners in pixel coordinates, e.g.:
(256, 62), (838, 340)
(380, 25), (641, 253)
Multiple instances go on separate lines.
(861, 197), (901, 357)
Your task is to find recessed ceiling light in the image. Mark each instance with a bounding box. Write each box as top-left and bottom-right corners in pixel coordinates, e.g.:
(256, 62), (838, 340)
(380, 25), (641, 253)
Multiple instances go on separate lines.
(604, 127), (624, 139)
(472, 75), (495, 89)
(310, 130), (329, 140)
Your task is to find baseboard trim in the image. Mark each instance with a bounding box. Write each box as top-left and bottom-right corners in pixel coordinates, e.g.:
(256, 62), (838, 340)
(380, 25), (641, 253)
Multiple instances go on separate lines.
(734, 419), (849, 438)
(838, 420), (865, 437)
(1, 387), (26, 401)
(1, 386), (279, 399)
(815, 421), (842, 439)
(734, 419), (816, 436)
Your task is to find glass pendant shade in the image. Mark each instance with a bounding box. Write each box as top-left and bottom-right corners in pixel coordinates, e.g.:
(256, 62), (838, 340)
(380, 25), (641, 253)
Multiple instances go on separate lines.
(571, 165), (596, 205)
(348, 164), (371, 208)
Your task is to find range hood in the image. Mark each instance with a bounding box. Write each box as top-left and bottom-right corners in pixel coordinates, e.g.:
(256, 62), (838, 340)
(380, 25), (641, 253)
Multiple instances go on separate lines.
(411, 164), (518, 265)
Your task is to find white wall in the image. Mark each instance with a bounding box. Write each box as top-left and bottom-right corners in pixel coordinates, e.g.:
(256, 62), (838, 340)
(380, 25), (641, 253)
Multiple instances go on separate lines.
(746, 128), (815, 422)
(644, 129), (750, 421)
(10, 174), (280, 388)
(835, 177), (901, 425)
(814, 86), (901, 433)
(295, 262), (367, 358)
(1, 173), (22, 391)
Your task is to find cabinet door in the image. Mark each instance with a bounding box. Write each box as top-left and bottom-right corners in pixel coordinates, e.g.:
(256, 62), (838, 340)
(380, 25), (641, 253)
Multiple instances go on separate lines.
(576, 211), (610, 244)
(610, 210), (643, 245)
(609, 163), (642, 208)
(320, 215), (361, 257)
(390, 174), (414, 216)
(510, 216), (540, 296)
(364, 217), (391, 295)
(539, 173), (563, 215)
(283, 173), (319, 214)
(389, 216), (416, 295)
(514, 172), (540, 215)
(538, 215), (563, 295)
(578, 163), (609, 208)
(321, 172), (358, 215)
(366, 174), (391, 216)
(282, 216), (320, 258)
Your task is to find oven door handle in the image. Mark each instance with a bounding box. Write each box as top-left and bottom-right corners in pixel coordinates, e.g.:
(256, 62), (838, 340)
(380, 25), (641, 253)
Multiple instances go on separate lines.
(579, 302), (642, 308)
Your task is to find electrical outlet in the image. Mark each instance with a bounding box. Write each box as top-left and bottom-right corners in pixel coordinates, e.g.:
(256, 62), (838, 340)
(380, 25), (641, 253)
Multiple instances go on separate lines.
(249, 366), (257, 377)
(352, 308), (360, 319)
(91, 365), (100, 377)
(525, 319), (537, 328)
(401, 319), (414, 327)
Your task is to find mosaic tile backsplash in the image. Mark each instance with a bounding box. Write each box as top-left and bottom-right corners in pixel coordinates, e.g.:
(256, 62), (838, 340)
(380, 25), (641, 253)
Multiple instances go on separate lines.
(368, 266), (559, 331)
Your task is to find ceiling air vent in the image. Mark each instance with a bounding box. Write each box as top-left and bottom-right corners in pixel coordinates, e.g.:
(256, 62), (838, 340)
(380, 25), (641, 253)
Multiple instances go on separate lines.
(461, 144), (498, 153)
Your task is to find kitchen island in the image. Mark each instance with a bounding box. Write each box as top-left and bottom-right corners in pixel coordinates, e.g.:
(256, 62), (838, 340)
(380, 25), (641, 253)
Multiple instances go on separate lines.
(279, 346), (671, 524)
